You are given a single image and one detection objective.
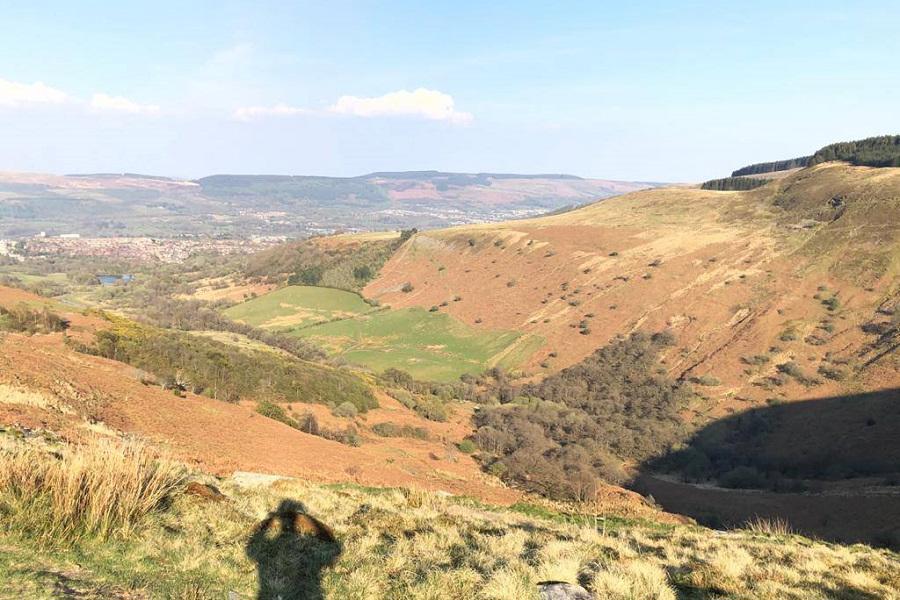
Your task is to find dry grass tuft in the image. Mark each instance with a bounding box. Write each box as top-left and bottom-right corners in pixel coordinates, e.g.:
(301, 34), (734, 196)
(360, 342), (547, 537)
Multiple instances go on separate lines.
(744, 515), (795, 537)
(0, 437), (185, 542)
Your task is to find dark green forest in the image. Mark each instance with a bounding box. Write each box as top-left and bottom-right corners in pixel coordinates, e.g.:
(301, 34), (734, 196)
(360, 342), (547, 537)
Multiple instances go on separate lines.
(731, 156), (810, 177)
(700, 177), (770, 191)
(809, 135), (900, 167)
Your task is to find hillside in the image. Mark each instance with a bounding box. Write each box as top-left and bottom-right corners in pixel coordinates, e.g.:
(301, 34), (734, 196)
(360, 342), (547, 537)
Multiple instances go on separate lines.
(0, 170), (654, 238)
(0, 286), (517, 503)
(361, 162), (899, 420)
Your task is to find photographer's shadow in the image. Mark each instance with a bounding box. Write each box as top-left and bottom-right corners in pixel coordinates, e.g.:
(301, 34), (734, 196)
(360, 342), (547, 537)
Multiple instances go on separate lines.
(246, 499), (342, 600)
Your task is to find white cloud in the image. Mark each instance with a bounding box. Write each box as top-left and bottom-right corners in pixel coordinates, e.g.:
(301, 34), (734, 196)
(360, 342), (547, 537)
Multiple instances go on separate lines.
(89, 93), (160, 115)
(0, 77), (69, 107)
(232, 103), (312, 121)
(329, 88), (472, 124)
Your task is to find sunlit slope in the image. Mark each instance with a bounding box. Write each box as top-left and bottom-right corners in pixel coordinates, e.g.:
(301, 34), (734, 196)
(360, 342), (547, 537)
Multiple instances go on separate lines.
(365, 163), (900, 417)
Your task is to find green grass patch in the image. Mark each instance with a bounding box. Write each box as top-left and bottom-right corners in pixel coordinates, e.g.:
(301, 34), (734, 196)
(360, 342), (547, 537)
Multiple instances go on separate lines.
(223, 286), (375, 329)
(295, 307), (529, 382)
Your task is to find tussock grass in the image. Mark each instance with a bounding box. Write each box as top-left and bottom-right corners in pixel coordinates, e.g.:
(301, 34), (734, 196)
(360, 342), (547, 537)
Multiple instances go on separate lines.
(744, 515), (795, 537)
(0, 437), (185, 542)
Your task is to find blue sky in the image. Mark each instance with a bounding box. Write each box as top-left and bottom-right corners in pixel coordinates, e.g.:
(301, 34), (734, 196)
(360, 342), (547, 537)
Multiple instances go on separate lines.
(0, 0), (898, 181)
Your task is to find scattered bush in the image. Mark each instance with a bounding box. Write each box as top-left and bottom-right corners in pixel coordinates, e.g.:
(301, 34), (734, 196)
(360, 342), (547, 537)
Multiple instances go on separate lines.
(817, 364), (848, 381)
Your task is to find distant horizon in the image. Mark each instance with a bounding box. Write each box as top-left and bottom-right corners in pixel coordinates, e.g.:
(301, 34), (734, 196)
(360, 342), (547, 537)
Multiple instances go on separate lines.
(1, 166), (672, 184)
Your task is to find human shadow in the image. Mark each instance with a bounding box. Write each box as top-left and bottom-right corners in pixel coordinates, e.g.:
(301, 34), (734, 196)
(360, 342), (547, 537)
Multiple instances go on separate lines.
(246, 499), (342, 600)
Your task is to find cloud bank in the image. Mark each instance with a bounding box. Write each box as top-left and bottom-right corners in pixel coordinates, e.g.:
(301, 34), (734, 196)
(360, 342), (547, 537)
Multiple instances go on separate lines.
(233, 88), (473, 124)
(232, 103), (311, 121)
(329, 88), (473, 124)
(0, 78), (69, 107)
(90, 93), (160, 115)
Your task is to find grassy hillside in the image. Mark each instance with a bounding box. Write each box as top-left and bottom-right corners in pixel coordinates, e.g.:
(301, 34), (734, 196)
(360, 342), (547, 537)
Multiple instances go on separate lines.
(2, 436), (898, 600)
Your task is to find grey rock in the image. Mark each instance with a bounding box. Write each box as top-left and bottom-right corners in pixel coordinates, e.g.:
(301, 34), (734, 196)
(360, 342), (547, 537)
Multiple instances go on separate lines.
(538, 581), (592, 600)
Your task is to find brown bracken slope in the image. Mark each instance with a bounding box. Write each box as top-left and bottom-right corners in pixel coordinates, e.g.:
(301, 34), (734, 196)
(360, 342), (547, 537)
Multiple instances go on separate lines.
(365, 163), (900, 422)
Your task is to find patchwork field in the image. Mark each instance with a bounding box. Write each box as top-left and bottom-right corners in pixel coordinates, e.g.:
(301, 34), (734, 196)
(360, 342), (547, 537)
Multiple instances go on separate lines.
(223, 285), (376, 329)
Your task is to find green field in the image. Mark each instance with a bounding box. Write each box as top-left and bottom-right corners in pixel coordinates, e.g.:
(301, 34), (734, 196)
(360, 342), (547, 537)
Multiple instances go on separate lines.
(223, 285), (375, 329)
(223, 286), (542, 381)
(295, 307), (541, 382)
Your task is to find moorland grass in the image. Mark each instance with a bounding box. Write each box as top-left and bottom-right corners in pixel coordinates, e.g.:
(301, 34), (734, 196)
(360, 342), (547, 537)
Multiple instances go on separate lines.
(0, 437), (185, 543)
(1, 438), (898, 599)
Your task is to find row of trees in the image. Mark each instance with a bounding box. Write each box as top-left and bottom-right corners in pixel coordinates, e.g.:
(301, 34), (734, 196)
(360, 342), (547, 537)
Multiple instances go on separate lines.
(731, 156), (810, 177)
(700, 177), (770, 191)
(74, 317), (377, 411)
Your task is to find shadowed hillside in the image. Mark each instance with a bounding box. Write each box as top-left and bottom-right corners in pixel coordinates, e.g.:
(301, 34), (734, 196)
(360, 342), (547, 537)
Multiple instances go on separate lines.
(636, 388), (900, 547)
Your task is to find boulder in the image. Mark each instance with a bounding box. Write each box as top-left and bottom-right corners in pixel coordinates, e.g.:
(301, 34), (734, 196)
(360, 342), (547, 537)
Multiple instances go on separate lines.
(538, 581), (592, 600)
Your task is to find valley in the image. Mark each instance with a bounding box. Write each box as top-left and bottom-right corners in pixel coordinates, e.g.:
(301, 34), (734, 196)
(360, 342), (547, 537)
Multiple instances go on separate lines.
(2, 136), (899, 598)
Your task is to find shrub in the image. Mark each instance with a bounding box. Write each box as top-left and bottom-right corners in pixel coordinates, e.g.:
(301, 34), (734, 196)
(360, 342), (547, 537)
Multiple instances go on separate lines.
(256, 400), (296, 427)
(296, 412), (320, 435)
(319, 426), (362, 446)
(817, 364), (848, 381)
(779, 329), (798, 342)
(651, 330), (677, 346)
(690, 375), (721, 386)
(457, 440), (477, 454)
(401, 282), (414, 293)
(719, 466), (767, 489)
(821, 296), (840, 312)
(332, 401), (359, 419)
(741, 354), (769, 366)
(0, 438), (185, 542)
(414, 396), (449, 422)
(776, 361), (803, 378)
(371, 422), (429, 440)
